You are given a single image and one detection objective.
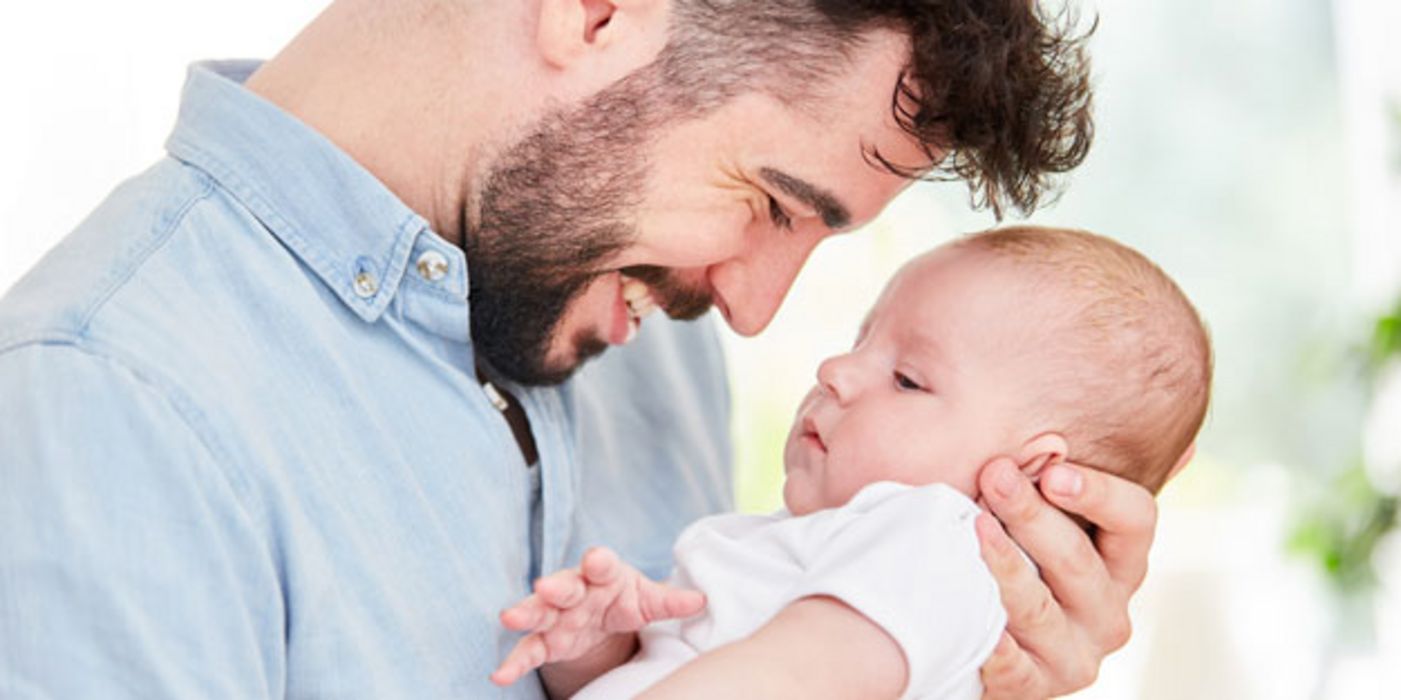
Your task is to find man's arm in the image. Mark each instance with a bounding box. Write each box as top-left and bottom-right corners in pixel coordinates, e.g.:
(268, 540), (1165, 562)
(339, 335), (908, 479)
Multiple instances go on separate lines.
(638, 596), (906, 700)
(974, 457), (1160, 697)
(0, 344), (281, 698)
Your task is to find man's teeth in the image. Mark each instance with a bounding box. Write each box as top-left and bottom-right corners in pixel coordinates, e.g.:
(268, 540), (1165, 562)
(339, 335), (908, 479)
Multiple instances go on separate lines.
(627, 296), (656, 318)
(621, 277), (658, 320)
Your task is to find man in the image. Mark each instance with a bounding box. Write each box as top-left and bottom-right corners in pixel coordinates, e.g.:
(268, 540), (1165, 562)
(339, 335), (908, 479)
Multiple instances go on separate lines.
(0, 1), (1155, 697)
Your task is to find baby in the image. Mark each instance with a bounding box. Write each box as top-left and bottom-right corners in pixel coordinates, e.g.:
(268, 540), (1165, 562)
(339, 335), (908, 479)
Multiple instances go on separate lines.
(491, 225), (1212, 699)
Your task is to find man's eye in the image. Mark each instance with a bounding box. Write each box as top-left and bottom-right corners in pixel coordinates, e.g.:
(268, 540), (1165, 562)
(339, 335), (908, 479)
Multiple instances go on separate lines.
(768, 195), (794, 231)
(894, 372), (924, 391)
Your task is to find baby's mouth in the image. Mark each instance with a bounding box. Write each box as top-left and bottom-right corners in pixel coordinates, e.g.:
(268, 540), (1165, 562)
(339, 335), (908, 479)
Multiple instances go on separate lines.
(800, 416), (826, 452)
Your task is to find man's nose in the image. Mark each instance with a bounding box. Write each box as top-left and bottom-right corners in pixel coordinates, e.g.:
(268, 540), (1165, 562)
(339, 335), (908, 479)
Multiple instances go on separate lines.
(709, 226), (825, 337)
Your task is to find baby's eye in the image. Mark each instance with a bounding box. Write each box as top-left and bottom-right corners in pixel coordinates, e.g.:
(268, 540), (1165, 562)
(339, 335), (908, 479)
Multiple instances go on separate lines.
(894, 371), (924, 392)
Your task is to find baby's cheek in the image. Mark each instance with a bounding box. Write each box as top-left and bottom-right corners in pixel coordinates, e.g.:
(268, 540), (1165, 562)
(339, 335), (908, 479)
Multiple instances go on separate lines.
(823, 467), (865, 510)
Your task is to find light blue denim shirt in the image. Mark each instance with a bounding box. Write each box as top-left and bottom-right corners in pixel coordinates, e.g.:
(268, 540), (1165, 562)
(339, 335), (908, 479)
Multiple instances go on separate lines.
(0, 61), (732, 698)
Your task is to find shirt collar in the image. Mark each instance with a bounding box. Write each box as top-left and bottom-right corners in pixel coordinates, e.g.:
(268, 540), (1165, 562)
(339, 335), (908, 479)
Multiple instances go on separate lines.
(164, 60), (468, 323)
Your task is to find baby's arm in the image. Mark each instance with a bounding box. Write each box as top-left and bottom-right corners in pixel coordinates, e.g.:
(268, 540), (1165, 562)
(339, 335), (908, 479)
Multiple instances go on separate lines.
(638, 596), (906, 700)
(491, 547), (706, 698)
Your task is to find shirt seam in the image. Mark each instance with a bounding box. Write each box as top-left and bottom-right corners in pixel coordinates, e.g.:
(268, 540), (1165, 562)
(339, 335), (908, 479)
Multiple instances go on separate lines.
(167, 135), (340, 291)
(0, 337), (269, 537)
(166, 134), (424, 321)
(72, 170), (218, 339)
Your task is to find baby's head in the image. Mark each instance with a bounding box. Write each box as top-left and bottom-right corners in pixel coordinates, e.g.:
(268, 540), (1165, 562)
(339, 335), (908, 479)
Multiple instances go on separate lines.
(782, 225), (1212, 515)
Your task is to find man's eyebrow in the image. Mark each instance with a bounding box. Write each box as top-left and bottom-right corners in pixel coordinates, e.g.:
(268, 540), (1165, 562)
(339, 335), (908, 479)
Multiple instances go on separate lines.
(758, 167), (853, 230)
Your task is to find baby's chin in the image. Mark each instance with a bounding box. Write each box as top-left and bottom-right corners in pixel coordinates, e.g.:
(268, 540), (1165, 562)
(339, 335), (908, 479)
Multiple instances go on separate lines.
(780, 478), (820, 517)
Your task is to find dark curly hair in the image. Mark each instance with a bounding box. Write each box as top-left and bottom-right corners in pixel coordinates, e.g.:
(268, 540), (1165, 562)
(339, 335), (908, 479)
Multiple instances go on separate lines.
(650, 0), (1095, 217)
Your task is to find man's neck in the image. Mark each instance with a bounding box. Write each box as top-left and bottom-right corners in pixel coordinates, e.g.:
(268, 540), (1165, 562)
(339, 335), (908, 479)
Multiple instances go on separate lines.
(242, 0), (537, 246)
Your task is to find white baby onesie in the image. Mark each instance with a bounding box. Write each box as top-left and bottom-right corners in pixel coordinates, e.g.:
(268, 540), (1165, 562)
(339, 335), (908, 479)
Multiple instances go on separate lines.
(573, 481), (1007, 699)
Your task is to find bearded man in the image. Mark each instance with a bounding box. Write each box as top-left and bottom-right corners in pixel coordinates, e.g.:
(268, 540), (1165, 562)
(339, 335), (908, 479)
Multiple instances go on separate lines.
(0, 1), (1154, 698)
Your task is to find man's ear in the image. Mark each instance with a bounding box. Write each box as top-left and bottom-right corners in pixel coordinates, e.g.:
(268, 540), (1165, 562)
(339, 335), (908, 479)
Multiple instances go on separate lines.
(1015, 432), (1070, 481)
(536, 0), (665, 70)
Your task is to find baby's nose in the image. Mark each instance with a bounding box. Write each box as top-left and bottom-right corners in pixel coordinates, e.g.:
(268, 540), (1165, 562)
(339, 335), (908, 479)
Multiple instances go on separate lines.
(816, 353), (860, 403)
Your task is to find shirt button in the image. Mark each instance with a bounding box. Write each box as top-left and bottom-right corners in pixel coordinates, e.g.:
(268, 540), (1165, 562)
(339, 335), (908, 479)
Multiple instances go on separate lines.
(352, 256), (379, 298)
(416, 250), (450, 282)
(353, 272), (379, 298)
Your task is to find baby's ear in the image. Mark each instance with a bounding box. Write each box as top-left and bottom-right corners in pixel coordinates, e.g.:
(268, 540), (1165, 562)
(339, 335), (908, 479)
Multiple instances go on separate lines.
(1015, 432), (1069, 481)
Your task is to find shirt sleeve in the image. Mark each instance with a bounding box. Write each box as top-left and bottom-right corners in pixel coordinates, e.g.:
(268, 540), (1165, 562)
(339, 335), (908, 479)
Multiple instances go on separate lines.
(788, 485), (1007, 699)
(0, 343), (283, 698)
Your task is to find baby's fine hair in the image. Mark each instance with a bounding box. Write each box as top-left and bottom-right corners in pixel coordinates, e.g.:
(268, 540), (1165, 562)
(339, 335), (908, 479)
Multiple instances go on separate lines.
(955, 226), (1212, 494)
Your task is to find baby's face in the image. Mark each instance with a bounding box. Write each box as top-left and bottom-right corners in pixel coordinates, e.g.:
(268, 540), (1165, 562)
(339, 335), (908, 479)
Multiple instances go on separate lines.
(782, 245), (1053, 515)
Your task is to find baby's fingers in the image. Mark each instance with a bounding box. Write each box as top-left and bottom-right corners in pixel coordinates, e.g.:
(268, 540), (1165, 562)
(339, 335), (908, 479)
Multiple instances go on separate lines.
(490, 633), (549, 687)
(639, 580), (707, 623)
(534, 569), (589, 609)
(499, 594), (560, 632)
(580, 546), (622, 586)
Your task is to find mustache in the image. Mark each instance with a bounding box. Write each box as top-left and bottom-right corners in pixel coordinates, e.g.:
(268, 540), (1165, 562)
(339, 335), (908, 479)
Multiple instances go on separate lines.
(619, 265), (714, 321)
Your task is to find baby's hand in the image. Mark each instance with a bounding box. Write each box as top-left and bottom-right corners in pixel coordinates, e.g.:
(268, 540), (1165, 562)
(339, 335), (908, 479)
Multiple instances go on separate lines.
(490, 547), (706, 687)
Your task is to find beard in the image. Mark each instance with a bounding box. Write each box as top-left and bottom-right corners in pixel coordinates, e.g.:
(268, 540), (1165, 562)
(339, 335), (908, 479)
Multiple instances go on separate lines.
(464, 77), (714, 386)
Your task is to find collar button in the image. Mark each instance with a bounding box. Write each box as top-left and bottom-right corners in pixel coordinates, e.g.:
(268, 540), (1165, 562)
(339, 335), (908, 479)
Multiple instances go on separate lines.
(416, 250), (450, 283)
(352, 256), (380, 298)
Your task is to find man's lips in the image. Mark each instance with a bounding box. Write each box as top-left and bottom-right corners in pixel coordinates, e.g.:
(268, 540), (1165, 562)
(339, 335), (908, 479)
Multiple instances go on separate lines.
(617, 265), (715, 322)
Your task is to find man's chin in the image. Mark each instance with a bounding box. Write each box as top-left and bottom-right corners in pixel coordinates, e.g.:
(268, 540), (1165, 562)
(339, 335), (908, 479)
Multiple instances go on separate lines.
(486, 333), (610, 388)
(540, 333), (609, 384)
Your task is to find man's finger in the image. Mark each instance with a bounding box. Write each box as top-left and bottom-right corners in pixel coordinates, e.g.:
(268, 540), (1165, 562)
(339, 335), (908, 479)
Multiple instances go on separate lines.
(975, 512), (1042, 601)
(979, 459), (1114, 602)
(980, 632), (1047, 700)
(974, 512), (1075, 668)
(975, 481), (1115, 688)
(1039, 463), (1157, 592)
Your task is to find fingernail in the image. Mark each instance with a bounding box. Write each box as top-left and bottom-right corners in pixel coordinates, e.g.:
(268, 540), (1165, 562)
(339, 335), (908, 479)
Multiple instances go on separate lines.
(992, 462), (1021, 499)
(1045, 466), (1083, 498)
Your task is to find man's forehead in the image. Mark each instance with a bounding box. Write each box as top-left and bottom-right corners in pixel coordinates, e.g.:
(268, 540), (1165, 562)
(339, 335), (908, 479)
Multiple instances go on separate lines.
(753, 30), (925, 202)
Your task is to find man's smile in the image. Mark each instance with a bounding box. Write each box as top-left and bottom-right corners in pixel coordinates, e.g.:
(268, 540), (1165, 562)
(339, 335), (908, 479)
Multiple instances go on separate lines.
(612, 274), (660, 345)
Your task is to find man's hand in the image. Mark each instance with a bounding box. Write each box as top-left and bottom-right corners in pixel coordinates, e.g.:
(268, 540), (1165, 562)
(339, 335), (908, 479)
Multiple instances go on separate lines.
(490, 547), (706, 688)
(974, 456), (1163, 698)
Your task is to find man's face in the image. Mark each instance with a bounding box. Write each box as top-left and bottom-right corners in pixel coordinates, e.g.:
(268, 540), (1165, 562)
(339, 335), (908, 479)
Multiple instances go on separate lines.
(467, 30), (926, 386)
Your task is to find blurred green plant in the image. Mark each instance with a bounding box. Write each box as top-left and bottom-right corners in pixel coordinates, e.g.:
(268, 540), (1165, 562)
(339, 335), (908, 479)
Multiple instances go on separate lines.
(1288, 463), (1398, 595)
(1287, 103), (1401, 597)
(1371, 297), (1401, 366)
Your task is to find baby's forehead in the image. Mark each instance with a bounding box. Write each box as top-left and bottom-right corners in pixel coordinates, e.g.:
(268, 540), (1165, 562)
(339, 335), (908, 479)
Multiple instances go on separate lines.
(882, 246), (1072, 328)
(879, 248), (1105, 374)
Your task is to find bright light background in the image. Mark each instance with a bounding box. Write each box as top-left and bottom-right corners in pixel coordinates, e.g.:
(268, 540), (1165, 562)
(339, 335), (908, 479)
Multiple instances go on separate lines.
(2, 2), (1398, 698)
